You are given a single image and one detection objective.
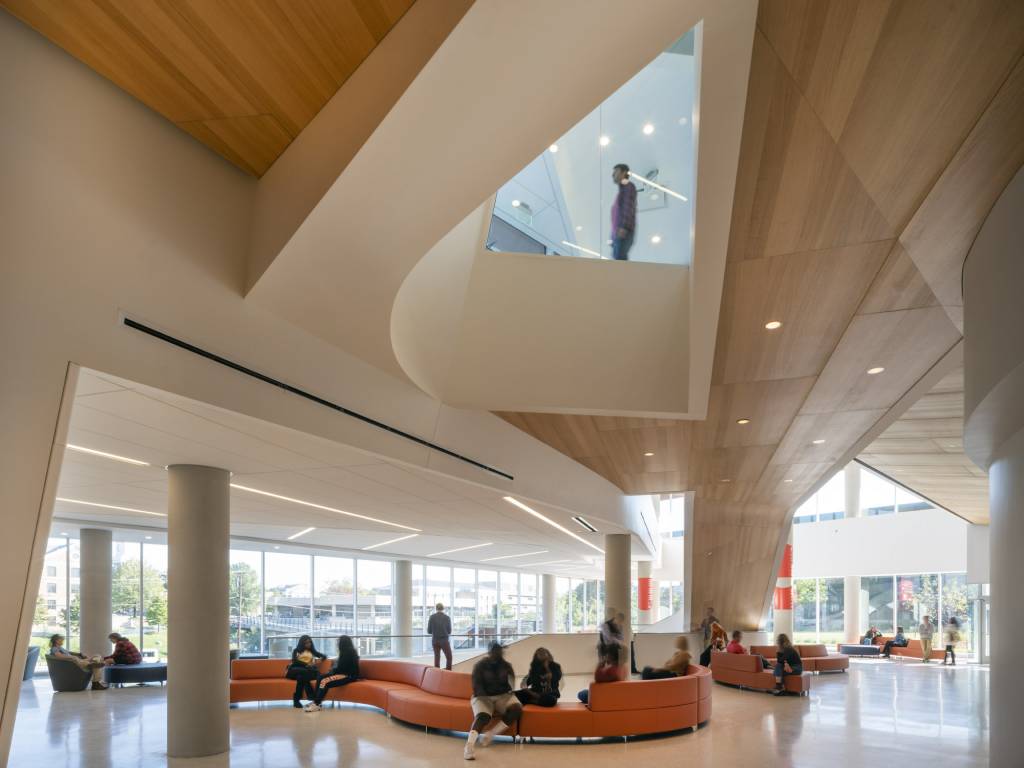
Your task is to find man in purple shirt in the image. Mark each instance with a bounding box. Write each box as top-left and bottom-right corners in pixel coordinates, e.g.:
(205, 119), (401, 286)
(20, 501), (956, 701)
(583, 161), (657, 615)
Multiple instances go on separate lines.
(610, 163), (637, 260)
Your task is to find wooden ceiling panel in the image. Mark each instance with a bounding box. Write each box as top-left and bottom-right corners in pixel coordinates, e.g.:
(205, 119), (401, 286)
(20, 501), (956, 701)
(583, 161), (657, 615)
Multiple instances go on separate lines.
(857, 242), (940, 314)
(726, 31), (895, 262)
(800, 307), (960, 415)
(771, 409), (886, 467)
(714, 242), (890, 384)
(704, 378), (816, 448)
(1, 0), (416, 175)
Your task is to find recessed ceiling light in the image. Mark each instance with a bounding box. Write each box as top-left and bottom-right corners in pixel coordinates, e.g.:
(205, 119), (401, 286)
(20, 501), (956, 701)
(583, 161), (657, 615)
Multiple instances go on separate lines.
(56, 497), (166, 517)
(571, 516), (598, 533)
(548, 144), (558, 153)
(362, 533), (419, 551)
(286, 526), (316, 541)
(60, 532), (69, 536)
(783, 479), (793, 484)
(678, 117), (689, 126)
(736, 418), (751, 425)
(427, 542), (493, 558)
(627, 172), (687, 202)
(644, 451), (654, 457)
(144, 536), (152, 540)
(765, 321), (782, 330)
(511, 199), (521, 207)
(504, 497), (605, 554)
(599, 135), (611, 147)
(867, 367), (885, 375)
(273, 546), (280, 550)
(66, 444), (151, 467)
(575, 225), (583, 232)
(812, 439), (826, 445)
(719, 479), (732, 483)
(480, 550), (549, 562)
(230, 484), (420, 532)
(650, 234), (662, 244)
(642, 123), (655, 135)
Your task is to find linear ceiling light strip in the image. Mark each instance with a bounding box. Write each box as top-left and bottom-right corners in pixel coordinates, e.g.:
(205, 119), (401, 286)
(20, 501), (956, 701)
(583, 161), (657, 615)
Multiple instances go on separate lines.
(122, 317), (513, 481)
(231, 483), (420, 532)
(503, 496), (605, 554)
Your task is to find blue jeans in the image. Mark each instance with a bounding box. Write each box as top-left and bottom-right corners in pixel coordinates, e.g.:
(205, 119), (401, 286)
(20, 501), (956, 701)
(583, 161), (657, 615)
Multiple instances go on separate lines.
(773, 661), (802, 682)
(612, 232), (634, 260)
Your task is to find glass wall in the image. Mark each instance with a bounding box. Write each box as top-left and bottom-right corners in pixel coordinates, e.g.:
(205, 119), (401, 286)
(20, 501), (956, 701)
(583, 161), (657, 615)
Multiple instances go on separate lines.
(314, 556), (355, 640)
(230, 549), (262, 654)
(453, 568), (477, 649)
(897, 574), (939, 638)
(357, 560), (393, 656)
(555, 577), (572, 633)
(477, 570), (498, 641)
(263, 552), (311, 657)
(141, 543), (168, 661)
(487, 28), (698, 265)
(862, 575), (895, 634)
(793, 579), (818, 643)
(111, 541), (143, 653)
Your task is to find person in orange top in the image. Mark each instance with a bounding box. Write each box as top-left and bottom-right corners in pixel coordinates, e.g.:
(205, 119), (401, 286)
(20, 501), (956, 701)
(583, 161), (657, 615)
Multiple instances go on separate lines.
(642, 636), (691, 679)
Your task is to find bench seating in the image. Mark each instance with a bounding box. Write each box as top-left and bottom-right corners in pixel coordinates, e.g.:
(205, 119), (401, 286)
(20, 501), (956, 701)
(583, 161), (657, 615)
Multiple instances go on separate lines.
(105, 662), (167, 686)
(710, 651), (811, 694)
(230, 659), (712, 738)
(749, 644), (849, 673)
(873, 637), (945, 660)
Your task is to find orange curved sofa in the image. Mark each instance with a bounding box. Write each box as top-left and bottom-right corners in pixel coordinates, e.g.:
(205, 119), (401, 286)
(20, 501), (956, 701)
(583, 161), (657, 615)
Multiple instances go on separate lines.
(749, 644), (849, 673)
(871, 637), (945, 660)
(230, 659), (711, 738)
(710, 651), (811, 694)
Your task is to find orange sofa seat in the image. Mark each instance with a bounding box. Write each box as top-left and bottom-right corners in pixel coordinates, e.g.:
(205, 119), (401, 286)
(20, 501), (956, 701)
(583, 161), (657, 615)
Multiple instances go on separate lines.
(710, 651), (810, 694)
(229, 659), (713, 738)
(748, 644), (849, 673)
(874, 637), (946, 660)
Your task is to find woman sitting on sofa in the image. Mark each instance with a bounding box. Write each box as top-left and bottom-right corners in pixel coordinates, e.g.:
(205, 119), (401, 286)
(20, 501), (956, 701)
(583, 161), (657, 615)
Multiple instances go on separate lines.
(515, 647), (562, 708)
(304, 635), (360, 712)
(286, 635), (326, 709)
(577, 643), (624, 704)
(48, 634), (107, 690)
(772, 634), (803, 696)
(642, 635), (691, 680)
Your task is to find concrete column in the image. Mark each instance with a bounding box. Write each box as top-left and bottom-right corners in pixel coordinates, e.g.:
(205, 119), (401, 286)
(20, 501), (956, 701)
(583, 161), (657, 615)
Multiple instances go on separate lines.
(604, 534), (632, 649)
(79, 528), (112, 656)
(962, 165), (1024, 768)
(772, 528), (793, 638)
(394, 559), (413, 658)
(167, 465), (229, 759)
(542, 574), (556, 632)
(637, 560), (657, 625)
(843, 463), (862, 642)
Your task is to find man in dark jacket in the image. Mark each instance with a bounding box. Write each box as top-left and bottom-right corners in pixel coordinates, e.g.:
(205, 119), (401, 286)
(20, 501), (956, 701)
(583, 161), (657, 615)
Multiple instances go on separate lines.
(464, 642), (521, 760)
(427, 602), (453, 670)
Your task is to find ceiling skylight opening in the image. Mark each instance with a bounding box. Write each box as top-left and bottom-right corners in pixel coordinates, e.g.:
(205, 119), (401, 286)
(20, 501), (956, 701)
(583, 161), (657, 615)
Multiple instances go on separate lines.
(230, 484), (420, 532)
(504, 496), (605, 554)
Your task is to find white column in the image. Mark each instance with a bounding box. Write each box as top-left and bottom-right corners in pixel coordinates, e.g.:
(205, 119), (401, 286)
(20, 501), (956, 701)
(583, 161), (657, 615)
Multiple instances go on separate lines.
(843, 463), (862, 643)
(394, 559), (413, 658)
(167, 465), (230, 759)
(604, 534), (632, 650)
(80, 528), (113, 657)
(542, 574), (556, 633)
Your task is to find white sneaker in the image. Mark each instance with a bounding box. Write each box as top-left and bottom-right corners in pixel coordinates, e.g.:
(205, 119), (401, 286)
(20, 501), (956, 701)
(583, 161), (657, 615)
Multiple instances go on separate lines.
(303, 703), (321, 712)
(463, 744), (475, 760)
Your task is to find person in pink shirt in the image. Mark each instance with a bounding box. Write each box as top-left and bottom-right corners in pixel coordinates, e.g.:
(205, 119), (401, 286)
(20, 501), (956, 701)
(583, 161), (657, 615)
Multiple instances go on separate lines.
(726, 630), (747, 654)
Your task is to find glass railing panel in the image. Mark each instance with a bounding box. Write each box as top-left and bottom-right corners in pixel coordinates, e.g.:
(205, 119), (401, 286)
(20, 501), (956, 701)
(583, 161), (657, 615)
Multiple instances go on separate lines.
(487, 26), (698, 266)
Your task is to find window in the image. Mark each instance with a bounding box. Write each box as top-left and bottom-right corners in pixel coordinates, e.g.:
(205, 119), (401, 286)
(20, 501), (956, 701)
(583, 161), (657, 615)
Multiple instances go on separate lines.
(819, 578), (844, 643)
(46, 583), (57, 594)
(897, 574), (938, 639)
(499, 572), (518, 640)
(453, 568), (477, 650)
(477, 570), (498, 640)
(861, 469), (895, 516)
(314, 556), (354, 641)
(111, 541), (143, 652)
(141, 543), (168, 661)
(555, 577), (571, 633)
(411, 564), (427, 655)
(264, 552), (311, 657)
(519, 573), (538, 635)
(861, 576), (894, 634)
(230, 549), (262, 655)
(357, 560), (393, 657)
(895, 486), (932, 514)
(47, 599), (57, 611)
(793, 579), (817, 643)
(793, 498), (816, 525)
(46, 566), (57, 577)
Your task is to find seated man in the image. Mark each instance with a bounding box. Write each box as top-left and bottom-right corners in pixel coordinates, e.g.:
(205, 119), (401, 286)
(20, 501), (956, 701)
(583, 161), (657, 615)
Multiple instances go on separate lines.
(726, 630), (770, 668)
(861, 627), (881, 645)
(464, 642), (521, 761)
(104, 632), (142, 666)
(882, 627), (908, 659)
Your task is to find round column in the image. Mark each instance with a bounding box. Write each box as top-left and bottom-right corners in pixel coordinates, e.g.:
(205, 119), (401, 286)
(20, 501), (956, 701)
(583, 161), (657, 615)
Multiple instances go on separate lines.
(772, 529), (793, 638)
(79, 528), (112, 657)
(541, 574), (556, 633)
(604, 534), (632, 649)
(843, 463), (862, 643)
(394, 560), (413, 658)
(963, 165), (1024, 768)
(167, 465), (230, 759)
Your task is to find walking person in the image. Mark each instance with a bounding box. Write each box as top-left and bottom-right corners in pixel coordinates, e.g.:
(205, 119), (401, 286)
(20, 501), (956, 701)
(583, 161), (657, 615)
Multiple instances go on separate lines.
(699, 607), (719, 646)
(286, 635), (326, 709)
(609, 163), (637, 260)
(48, 634), (107, 690)
(305, 635), (359, 712)
(943, 617), (961, 665)
(428, 603), (454, 670)
(577, 643), (624, 703)
(772, 634), (803, 696)
(464, 642), (522, 760)
(919, 616), (936, 663)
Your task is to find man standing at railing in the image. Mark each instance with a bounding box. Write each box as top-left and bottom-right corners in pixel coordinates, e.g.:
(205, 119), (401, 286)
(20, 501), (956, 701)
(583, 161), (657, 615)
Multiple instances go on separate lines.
(428, 602), (453, 670)
(610, 163), (637, 260)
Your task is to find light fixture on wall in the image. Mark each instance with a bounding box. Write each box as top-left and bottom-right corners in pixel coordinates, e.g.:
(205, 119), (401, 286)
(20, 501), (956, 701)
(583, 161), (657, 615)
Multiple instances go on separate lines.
(230, 484), (420, 532)
(66, 444), (151, 466)
(362, 533), (419, 551)
(56, 497), (166, 517)
(571, 516), (598, 533)
(504, 496), (605, 554)
(286, 526), (316, 541)
(427, 542), (493, 557)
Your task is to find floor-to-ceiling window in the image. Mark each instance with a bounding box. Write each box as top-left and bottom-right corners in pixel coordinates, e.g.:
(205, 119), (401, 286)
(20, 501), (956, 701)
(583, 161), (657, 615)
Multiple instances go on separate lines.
(141, 542), (168, 661)
(862, 575), (895, 634)
(230, 549), (262, 655)
(314, 555), (355, 647)
(897, 573), (939, 639)
(555, 577), (571, 633)
(793, 578), (818, 643)
(519, 573), (538, 634)
(477, 570), (498, 640)
(357, 559), (392, 657)
(453, 568), (477, 649)
(111, 541), (143, 655)
(263, 552), (311, 657)
(499, 572), (518, 640)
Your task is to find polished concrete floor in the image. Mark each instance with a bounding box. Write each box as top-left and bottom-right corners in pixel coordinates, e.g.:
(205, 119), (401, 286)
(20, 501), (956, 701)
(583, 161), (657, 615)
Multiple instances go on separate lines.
(10, 660), (988, 767)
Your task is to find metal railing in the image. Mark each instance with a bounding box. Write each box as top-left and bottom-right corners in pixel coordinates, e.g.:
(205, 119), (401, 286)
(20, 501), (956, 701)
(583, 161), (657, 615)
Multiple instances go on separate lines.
(240, 632), (534, 660)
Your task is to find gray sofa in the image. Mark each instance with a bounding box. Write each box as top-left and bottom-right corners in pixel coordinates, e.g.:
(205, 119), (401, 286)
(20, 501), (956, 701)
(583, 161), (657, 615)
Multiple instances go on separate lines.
(24, 646), (40, 681)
